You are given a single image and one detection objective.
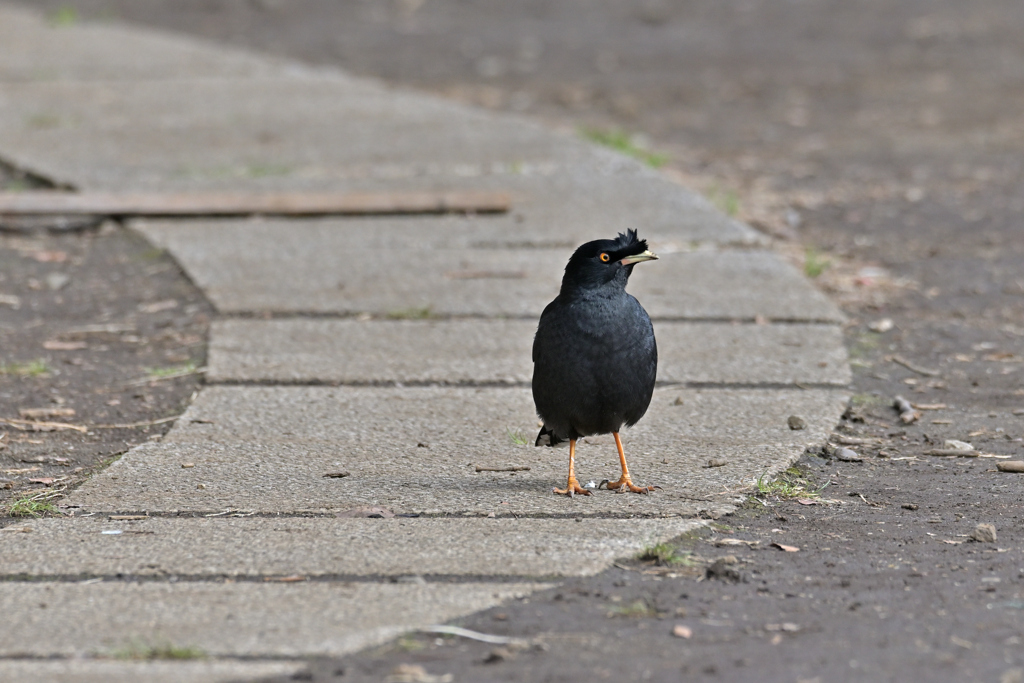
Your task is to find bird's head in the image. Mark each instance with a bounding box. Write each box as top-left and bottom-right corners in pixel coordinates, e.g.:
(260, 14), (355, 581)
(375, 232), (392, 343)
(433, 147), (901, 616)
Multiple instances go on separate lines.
(561, 229), (658, 292)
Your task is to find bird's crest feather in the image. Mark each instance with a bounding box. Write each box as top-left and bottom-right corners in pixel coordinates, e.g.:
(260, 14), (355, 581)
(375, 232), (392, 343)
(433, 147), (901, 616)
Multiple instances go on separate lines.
(610, 228), (648, 255)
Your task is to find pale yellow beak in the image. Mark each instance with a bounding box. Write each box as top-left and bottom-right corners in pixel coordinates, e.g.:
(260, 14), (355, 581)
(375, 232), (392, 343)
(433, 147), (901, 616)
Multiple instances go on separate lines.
(618, 250), (658, 266)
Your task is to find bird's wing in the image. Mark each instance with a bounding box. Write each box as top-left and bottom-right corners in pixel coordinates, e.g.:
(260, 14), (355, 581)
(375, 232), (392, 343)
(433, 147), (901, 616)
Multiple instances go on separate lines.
(532, 299), (560, 363)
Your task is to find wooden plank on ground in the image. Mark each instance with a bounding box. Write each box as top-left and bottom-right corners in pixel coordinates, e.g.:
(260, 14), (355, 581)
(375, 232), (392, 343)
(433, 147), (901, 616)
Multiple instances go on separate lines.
(0, 191), (510, 217)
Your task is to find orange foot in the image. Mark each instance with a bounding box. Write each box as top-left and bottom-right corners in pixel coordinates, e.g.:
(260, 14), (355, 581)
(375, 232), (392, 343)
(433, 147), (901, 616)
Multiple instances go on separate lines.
(600, 476), (658, 494)
(553, 477), (592, 497)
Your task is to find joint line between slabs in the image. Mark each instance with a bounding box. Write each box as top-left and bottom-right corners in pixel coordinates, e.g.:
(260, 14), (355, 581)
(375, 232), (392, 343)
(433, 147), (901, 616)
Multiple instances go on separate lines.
(215, 311), (844, 325)
(0, 573), (565, 585)
(204, 378), (848, 391)
(0, 654), (314, 663)
(35, 510), (714, 520)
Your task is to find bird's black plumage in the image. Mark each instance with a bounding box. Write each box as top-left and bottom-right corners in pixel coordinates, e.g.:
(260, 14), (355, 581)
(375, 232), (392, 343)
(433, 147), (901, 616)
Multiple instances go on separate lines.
(532, 229), (658, 450)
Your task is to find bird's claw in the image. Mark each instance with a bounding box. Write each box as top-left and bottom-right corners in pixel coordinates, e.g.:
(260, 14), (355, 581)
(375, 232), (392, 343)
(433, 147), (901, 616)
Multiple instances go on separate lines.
(600, 478), (658, 494)
(553, 478), (592, 497)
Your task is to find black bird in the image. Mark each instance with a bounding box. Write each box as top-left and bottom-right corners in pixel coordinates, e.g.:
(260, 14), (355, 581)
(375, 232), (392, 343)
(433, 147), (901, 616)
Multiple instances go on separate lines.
(532, 229), (658, 496)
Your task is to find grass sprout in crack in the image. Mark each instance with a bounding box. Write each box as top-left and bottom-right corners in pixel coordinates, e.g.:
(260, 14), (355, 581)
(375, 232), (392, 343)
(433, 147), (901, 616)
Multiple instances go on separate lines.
(755, 466), (828, 501)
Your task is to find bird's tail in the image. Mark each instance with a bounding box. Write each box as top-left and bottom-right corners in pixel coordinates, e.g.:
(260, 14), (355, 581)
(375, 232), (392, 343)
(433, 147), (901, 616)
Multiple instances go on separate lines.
(535, 425), (569, 448)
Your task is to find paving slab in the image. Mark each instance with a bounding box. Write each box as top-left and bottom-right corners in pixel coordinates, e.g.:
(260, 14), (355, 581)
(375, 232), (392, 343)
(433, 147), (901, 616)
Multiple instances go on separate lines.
(0, 4), (285, 82)
(0, 79), (560, 179)
(0, 8), (757, 243)
(0, 517), (701, 578)
(131, 229), (841, 320)
(130, 162), (759, 250)
(207, 318), (850, 385)
(0, 660), (305, 683)
(0, 76), (722, 200)
(0, 581), (540, 657)
(69, 386), (848, 516)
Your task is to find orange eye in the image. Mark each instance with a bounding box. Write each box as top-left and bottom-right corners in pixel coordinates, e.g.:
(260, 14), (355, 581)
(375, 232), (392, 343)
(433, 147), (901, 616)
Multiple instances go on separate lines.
(599, 253), (610, 262)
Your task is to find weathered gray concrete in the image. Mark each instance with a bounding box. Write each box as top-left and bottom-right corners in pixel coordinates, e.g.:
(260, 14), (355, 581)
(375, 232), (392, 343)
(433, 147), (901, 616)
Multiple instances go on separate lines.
(0, 4), (283, 82)
(0, 10), (757, 245)
(0, 78), (564, 179)
(0, 581), (542, 657)
(130, 166), (761, 251)
(207, 318), (849, 385)
(0, 517), (702, 578)
(0, 79), (748, 248)
(0, 660), (305, 683)
(132, 233), (841, 321)
(69, 386), (848, 516)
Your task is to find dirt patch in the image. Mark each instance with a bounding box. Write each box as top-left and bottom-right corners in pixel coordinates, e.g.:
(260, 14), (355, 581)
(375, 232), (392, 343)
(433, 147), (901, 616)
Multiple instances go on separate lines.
(0, 162), (211, 519)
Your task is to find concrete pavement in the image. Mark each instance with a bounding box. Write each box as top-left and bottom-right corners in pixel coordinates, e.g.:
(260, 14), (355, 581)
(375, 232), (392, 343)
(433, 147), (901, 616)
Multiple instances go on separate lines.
(0, 4), (848, 681)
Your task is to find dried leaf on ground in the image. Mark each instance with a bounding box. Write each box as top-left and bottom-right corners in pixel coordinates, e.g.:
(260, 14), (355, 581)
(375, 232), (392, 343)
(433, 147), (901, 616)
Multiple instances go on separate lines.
(42, 340), (87, 351)
(771, 542), (800, 552)
(0, 418), (87, 433)
(18, 407), (76, 419)
(715, 538), (759, 547)
(30, 250), (67, 263)
(386, 664), (453, 683)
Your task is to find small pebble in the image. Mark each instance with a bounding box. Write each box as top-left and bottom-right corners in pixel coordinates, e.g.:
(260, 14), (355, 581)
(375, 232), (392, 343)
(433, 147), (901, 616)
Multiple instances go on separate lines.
(706, 558), (746, 583)
(972, 523), (997, 543)
(834, 447), (863, 462)
(787, 415), (807, 430)
(672, 624), (692, 639)
(901, 503), (919, 511)
(484, 647), (515, 664)
(45, 273), (70, 291)
(998, 461), (1024, 473)
(765, 622), (801, 632)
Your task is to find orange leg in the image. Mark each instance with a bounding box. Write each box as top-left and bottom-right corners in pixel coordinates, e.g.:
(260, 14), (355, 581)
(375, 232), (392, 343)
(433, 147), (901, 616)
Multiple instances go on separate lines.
(601, 432), (657, 494)
(553, 439), (591, 497)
